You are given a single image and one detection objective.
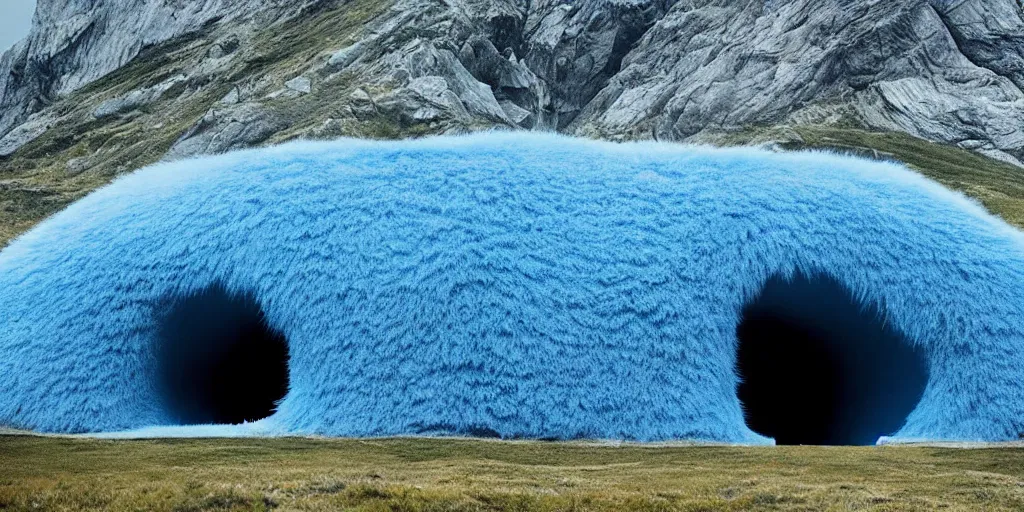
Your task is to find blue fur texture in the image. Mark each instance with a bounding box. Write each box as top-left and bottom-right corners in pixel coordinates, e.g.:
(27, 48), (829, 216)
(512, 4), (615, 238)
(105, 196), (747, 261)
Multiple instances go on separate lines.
(2, 132), (1024, 444)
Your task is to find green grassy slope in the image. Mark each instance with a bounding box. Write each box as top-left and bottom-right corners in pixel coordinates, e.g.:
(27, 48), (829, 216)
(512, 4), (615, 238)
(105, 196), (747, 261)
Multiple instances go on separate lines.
(697, 126), (1024, 228)
(2, 435), (1024, 511)
(0, 0), (394, 247)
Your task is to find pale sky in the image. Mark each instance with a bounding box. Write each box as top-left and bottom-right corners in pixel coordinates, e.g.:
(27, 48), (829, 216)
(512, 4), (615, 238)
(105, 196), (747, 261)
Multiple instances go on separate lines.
(0, 0), (35, 53)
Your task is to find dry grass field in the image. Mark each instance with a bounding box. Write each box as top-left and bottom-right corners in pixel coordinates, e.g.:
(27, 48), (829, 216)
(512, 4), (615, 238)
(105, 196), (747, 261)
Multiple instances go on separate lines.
(2, 434), (1024, 511)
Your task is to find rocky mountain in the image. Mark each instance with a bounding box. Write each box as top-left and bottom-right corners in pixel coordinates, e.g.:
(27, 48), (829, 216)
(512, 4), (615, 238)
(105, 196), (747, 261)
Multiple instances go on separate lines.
(581, 0), (1024, 165)
(1, 0), (1024, 244)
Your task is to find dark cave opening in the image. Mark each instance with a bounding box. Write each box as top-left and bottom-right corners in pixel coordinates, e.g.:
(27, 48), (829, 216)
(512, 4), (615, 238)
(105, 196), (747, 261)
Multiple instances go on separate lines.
(156, 286), (289, 425)
(735, 273), (928, 446)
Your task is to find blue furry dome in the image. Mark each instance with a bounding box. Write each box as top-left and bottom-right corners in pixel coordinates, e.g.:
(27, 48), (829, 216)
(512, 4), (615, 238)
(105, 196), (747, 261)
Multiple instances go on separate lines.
(2, 132), (1024, 445)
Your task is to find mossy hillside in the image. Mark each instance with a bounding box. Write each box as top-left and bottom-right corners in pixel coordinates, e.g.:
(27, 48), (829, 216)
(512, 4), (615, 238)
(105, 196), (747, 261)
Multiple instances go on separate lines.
(0, 0), (395, 247)
(698, 125), (1024, 229)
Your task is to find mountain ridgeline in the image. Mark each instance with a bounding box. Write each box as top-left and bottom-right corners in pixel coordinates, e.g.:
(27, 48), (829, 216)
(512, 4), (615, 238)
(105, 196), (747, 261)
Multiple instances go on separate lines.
(1, 0), (1023, 244)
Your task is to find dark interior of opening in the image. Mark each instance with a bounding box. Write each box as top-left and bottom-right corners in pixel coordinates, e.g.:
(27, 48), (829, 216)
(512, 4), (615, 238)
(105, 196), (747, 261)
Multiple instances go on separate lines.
(156, 285), (289, 425)
(735, 273), (928, 446)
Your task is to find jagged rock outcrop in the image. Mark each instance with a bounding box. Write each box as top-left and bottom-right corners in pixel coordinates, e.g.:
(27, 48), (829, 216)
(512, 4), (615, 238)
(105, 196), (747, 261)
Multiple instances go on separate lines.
(165, 102), (287, 160)
(92, 74), (187, 119)
(522, 0), (678, 129)
(0, 0), (324, 137)
(935, 0), (1024, 90)
(570, 0), (1024, 165)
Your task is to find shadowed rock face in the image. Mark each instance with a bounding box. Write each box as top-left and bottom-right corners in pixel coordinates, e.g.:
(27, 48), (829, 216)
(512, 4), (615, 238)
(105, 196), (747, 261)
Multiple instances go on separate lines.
(2, 0), (1022, 165)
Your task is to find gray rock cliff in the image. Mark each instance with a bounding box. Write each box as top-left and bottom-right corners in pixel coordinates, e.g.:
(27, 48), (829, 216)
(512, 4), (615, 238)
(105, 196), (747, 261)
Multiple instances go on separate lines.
(1, 0), (1023, 164)
(571, 0), (1024, 165)
(0, 0), (321, 136)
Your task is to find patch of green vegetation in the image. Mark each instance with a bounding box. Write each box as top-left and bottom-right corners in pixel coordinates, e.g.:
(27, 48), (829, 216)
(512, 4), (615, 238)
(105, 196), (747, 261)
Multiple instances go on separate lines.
(268, 113), (437, 144)
(706, 125), (1024, 228)
(357, 118), (437, 140)
(2, 435), (1024, 511)
(0, 0), (394, 248)
(794, 127), (1024, 228)
(230, 0), (390, 84)
(77, 33), (212, 100)
(0, 22), (227, 245)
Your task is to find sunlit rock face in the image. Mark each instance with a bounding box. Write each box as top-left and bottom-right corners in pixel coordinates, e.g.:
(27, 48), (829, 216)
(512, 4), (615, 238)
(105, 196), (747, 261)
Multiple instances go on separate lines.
(2, 133), (1024, 445)
(3, 0), (1024, 164)
(0, 0), (316, 136)
(575, 0), (1024, 166)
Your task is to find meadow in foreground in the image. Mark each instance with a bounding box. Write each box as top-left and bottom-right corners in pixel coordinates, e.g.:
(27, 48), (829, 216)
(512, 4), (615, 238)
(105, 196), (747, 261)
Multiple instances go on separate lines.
(2, 435), (1024, 511)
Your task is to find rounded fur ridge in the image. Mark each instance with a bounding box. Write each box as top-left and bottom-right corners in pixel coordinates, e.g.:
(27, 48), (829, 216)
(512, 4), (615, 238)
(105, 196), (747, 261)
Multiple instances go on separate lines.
(2, 132), (1024, 444)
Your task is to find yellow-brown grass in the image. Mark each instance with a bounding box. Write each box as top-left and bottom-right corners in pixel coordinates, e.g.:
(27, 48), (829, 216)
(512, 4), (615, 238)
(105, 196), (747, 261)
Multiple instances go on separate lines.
(2, 435), (1024, 511)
